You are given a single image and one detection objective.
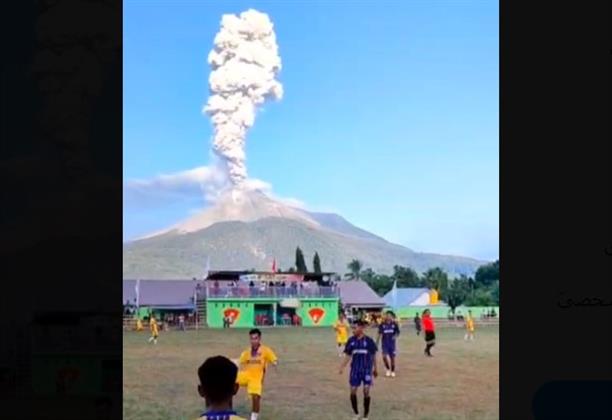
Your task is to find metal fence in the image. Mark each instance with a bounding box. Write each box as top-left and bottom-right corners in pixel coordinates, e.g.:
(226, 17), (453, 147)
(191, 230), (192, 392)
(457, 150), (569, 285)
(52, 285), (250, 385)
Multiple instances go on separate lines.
(206, 285), (339, 299)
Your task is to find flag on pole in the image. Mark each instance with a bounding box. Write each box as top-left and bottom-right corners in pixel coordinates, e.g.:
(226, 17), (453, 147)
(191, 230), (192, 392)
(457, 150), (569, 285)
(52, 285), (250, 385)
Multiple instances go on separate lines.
(271, 258), (277, 273)
(135, 279), (141, 308)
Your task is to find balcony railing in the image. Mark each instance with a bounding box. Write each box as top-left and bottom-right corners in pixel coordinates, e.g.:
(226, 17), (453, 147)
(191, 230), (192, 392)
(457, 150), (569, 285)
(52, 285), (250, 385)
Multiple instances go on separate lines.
(205, 285), (339, 299)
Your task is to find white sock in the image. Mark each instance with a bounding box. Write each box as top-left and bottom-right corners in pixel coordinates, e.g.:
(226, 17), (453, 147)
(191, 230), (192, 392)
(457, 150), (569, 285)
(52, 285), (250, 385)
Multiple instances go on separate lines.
(251, 413), (258, 420)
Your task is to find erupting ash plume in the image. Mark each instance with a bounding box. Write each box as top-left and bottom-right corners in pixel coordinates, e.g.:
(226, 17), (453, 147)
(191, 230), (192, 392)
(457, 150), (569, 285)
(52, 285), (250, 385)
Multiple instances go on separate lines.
(204, 9), (283, 187)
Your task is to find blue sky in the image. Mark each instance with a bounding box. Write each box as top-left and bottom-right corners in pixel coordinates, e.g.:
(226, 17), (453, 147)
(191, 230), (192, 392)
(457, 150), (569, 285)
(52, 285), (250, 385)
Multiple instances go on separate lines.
(123, 0), (499, 261)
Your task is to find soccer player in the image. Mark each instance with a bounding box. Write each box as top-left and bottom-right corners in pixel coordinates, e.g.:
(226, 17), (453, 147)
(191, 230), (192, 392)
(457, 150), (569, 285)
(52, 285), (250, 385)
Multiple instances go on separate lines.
(334, 313), (350, 357)
(339, 320), (378, 420)
(135, 318), (143, 331)
(148, 316), (159, 344)
(413, 312), (422, 336)
(196, 355), (246, 420)
(422, 309), (436, 357)
(235, 329), (278, 420)
(376, 310), (400, 377)
(464, 310), (475, 341)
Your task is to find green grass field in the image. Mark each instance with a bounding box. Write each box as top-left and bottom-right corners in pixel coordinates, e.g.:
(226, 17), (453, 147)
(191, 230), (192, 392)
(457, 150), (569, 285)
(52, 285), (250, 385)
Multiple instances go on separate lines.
(124, 324), (498, 420)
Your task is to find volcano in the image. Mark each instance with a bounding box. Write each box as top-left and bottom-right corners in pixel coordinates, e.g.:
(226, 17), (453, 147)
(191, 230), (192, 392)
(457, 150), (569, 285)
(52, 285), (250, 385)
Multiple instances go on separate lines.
(123, 189), (486, 278)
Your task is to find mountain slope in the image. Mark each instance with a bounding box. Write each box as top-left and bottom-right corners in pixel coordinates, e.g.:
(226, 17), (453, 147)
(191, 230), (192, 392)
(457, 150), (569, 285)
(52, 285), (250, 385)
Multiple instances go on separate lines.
(139, 189), (319, 239)
(123, 211), (486, 279)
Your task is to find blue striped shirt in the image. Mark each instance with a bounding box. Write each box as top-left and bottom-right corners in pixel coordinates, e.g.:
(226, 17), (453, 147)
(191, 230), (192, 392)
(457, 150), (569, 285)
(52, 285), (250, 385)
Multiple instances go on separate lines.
(378, 321), (400, 347)
(344, 335), (377, 373)
(197, 409), (246, 420)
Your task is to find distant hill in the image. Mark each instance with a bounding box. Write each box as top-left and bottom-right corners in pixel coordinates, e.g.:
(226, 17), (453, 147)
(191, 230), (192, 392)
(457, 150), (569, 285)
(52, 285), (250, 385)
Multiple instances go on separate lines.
(123, 189), (487, 278)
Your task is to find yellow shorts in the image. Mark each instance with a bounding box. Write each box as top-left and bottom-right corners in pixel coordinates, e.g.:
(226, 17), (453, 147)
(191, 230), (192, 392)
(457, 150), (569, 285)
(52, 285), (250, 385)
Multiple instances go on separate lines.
(236, 371), (263, 396)
(337, 337), (348, 345)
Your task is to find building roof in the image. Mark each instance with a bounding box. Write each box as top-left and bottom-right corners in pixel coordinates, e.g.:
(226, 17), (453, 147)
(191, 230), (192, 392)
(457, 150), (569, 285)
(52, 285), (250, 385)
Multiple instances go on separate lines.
(383, 288), (430, 307)
(337, 280), (385, 308)
(123, 280), (202, 308)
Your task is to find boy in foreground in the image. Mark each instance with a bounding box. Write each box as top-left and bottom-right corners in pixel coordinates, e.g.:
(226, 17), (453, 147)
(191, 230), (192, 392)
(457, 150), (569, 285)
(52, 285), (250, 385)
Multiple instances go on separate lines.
(339, 320), (378, 420)
(196, 355), (246, 420)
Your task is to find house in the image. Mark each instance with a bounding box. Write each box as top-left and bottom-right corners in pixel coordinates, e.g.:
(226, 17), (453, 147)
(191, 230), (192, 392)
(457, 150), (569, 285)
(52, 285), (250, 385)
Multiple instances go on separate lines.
(383, 287), (431, 308)
(337, 280), (386, 312)
(123, 279), (201, 321)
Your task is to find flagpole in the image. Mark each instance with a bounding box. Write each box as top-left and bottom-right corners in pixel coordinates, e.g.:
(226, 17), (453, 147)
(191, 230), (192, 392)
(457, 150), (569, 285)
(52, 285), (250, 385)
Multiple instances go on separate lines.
(200, 255), (211, 330)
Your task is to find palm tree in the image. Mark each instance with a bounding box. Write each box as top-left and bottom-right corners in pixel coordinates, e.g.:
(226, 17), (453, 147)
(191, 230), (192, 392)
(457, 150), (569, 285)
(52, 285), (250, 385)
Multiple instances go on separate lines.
(345, 259), (363, 280)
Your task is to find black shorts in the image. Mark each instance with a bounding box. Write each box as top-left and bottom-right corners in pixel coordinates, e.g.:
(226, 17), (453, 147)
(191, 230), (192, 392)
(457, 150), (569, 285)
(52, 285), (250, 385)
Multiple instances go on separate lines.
(425, 331), (436, 342)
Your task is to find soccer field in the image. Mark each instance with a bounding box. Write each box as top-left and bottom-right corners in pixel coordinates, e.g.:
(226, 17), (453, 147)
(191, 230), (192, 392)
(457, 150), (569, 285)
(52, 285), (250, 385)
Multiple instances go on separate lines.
(123, 324), (499, 420)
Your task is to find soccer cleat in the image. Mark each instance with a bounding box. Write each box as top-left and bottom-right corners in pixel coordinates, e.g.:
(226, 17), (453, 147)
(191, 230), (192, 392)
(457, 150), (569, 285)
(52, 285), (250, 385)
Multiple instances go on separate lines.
(391, 371), (396, 377)
(385, 370), (391, 377)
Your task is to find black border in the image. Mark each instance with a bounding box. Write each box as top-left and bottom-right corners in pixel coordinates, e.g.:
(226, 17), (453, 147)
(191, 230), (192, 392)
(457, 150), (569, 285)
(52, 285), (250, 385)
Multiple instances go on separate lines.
(1, 0), (122, 418)
(1, 0), (610, 419)
(500, 0), (611, 418)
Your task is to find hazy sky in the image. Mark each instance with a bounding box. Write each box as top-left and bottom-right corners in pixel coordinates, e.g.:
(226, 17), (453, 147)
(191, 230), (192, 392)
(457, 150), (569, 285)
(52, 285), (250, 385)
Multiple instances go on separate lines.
(123, 0), (499, 261)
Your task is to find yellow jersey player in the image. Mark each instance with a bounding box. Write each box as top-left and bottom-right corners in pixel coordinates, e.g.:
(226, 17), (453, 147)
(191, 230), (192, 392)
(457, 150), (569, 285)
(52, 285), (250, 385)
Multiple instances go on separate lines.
(196, 356), (246, 420)
(148, 316), (159, 344)
(235, 328), (278, 420)
(464, 310), (475, 341)
(334, 313), (350, 357)
(135, 318), (143, 331)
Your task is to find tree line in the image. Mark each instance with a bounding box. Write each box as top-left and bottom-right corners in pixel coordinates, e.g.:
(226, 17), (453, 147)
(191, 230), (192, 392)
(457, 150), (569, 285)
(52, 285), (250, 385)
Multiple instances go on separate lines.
(347, 258), (499, 310)
(272, 248), (499, 310)
(274, 247), (323, 274)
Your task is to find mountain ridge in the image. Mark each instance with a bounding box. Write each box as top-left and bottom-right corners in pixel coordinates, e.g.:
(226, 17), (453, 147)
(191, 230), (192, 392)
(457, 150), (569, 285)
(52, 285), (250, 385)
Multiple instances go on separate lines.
(123, 190), (486, 278)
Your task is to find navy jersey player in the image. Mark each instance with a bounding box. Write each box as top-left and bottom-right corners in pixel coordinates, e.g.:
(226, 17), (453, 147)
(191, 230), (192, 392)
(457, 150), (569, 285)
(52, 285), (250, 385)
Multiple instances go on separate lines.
(339, 320), (378, 420)
(376, 310), (400, 377)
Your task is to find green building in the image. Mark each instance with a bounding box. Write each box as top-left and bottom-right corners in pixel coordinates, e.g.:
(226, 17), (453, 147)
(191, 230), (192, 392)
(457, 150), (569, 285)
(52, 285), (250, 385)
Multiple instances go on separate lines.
(205, 271), (340, 328)
(124, 273), (341, 329)
(207, 297), (339, 328)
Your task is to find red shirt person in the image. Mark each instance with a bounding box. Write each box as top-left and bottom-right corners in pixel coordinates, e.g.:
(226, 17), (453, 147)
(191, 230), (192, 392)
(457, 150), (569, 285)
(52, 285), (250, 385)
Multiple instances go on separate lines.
(422, 309), (436, 357)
